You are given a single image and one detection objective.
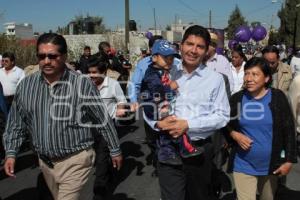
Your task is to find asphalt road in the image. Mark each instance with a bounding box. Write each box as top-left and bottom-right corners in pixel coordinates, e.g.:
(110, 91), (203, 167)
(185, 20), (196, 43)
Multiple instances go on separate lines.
(0, 118), (300, 200)
(0, 118), (160, 200)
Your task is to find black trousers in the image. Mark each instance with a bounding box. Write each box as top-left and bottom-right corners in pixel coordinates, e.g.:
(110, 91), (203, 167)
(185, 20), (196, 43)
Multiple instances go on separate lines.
(93, 135), (111, 200)
(157, 143), (216, 200)
(143, 120), (158, 168)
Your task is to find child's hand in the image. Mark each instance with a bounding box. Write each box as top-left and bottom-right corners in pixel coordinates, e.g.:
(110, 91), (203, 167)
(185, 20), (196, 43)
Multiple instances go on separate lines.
(169, 81), (178, 90)
(160, 106), (169, 115)
(159, 101), (170, 119)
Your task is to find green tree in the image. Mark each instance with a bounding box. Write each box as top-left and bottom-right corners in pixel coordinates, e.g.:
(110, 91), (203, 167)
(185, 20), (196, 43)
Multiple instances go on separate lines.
(268, 30), (281, 45)
(0, 34), (37, 68)
(166, 25), (171, 31)
(226, 5), (247, 40)
(57, 14), (106, 34)
(277, 0), (300, 47)
(250, 21), (261, 28)
(57, 26), (68, 35)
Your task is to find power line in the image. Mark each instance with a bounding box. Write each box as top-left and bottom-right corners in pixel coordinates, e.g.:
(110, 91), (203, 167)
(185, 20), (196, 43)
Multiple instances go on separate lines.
(244, 3), (273, 16)
(176, 0), (206, 16)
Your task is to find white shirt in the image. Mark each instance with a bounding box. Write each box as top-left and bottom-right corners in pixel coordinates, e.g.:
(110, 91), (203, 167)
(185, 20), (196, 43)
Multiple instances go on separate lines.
(0, 66), (25, 96)
(288, 74), (300, 133)
(290, 56), (300, 77)
(98, 76), (127, 119)
(230, 61), (245, 94)
(206, 53), (234, 93)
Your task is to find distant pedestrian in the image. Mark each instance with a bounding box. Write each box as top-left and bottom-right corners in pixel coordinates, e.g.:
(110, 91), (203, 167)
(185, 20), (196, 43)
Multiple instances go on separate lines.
(262, 45), (293, 94)
(230, 45), (247, 94)
(78, 45), (91, 74)
(0, 52), (25, 110)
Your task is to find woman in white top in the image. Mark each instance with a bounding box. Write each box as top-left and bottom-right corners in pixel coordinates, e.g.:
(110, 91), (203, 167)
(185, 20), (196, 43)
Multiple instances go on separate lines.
(230, 45), (247, 94)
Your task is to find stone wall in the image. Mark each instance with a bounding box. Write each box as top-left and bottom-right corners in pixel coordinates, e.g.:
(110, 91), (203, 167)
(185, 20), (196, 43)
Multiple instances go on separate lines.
(64, 32), (148, 62)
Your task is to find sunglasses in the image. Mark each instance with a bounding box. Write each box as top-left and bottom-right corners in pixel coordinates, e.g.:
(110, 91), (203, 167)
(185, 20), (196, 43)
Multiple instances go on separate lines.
(37, 53), (61, 60)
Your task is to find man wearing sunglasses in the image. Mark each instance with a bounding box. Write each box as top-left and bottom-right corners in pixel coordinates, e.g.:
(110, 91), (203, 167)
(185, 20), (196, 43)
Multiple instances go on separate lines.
(3, 33), (122, 200)
(0, 52), (25, 110)
(262, 45), (293, 94)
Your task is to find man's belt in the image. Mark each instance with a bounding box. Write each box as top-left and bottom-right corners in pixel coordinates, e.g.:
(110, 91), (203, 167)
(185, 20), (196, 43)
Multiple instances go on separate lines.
(191, 137), (212, 147)
(39, 147), (92, 168)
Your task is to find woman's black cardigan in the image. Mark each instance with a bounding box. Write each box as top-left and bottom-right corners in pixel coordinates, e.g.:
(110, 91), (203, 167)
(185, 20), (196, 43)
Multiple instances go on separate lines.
(224, 88), (297, 174)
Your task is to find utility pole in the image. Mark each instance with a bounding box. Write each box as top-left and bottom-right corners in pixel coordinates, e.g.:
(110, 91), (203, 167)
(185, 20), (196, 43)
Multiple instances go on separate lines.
(209, 10), (212, 29)
(125, 0), (130, 53)
(175, 14), (178, 31)
(153, 8), (157, 35)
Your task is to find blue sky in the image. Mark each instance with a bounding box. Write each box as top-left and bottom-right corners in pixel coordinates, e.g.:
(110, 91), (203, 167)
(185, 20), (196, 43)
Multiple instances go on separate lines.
(0, 0), (284, 33)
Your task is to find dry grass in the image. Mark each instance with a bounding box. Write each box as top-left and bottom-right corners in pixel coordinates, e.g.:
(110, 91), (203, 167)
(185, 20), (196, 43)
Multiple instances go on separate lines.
(0, 35), (38, 68)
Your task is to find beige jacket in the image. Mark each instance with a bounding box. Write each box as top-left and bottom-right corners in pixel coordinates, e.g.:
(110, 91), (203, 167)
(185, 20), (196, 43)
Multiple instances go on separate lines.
(274, 61), (293, 94)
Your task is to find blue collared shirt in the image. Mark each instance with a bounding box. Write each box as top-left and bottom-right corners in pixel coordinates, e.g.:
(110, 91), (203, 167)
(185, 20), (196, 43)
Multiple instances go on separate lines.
(128, 56), (152, 103)
(145, 61), (230, 140)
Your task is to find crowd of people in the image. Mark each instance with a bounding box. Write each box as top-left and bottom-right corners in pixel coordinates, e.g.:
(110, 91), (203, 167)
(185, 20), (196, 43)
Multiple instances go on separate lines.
(0, 24), (299, 200)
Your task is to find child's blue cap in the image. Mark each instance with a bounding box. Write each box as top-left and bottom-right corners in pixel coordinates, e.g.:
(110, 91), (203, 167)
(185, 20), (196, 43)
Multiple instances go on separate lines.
(152, 39), (177, 56)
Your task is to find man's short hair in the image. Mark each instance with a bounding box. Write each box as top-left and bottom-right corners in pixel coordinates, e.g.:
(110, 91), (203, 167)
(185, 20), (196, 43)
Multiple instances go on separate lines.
(84, 46), (91, 51)
(87, 56), (108, 73)
(148, 35), (163, 49)
(2, 52), (15, 62)
(36, 33), (67, 55)
(182, 25), (211, 50)
(262, 45), (280, 58)
(98, 41), (110, 52)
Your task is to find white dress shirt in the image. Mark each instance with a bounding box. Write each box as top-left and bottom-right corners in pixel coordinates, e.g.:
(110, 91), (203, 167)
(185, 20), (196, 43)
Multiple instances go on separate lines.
(0, 66), (25, 96)
(230, 61), (245, 94)
(206, 53), (234, 93)
(98, 76), (127, 119)
(288, 74), (300, 133)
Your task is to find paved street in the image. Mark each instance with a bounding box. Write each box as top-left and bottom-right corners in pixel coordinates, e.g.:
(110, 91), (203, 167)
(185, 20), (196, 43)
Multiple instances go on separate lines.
(0, 118), (160, 200)
(1, 118), (300, 200)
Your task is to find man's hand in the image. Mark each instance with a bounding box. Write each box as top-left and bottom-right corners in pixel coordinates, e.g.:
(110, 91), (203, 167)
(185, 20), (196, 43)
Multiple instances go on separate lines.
(230, 131), (253, 151)
(169, 81), (179, 90)
(111, 155), (123, 171)
(166, 119), (189, 138)
(156, 115), (176, 130)
(157, 116), (189, 138)
(273, 162), (293, 176)
(130, 102), (139, 112)
(4, 157), (16, 178)
(116, 108), (127, 117)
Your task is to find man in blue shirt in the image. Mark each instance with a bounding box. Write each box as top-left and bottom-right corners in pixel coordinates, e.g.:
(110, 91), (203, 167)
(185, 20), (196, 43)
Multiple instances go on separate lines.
(127, 35), (163, 175)
(146, 25), (230, 200)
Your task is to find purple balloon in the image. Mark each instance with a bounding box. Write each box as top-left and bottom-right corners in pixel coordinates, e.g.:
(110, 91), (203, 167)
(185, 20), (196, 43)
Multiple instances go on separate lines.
(234, 26), (251, 43)
(145, 31), (153, 40)
(252, 25), (267, 42)
(216, 47), (224, 55)
(228, 40), (239, 49)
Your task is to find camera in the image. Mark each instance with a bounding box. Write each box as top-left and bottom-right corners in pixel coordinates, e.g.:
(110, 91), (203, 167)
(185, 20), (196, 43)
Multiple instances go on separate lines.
(123, 59), (131, 66)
